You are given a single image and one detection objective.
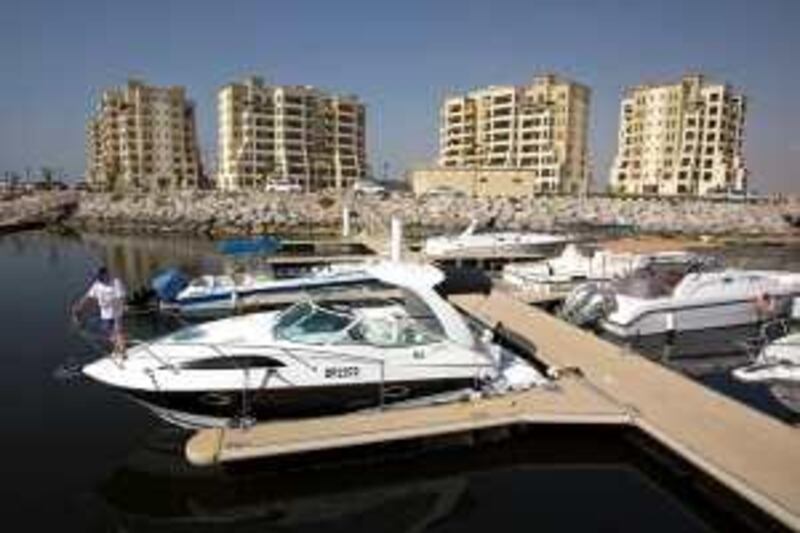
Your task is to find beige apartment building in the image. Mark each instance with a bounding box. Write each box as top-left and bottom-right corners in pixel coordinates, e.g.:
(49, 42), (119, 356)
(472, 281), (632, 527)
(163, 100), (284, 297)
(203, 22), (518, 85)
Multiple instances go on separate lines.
(418, 73), (590, 196)
(217, 76), (366, 191)
(609, 74), (747, 196)
(87, 79), (202, 191)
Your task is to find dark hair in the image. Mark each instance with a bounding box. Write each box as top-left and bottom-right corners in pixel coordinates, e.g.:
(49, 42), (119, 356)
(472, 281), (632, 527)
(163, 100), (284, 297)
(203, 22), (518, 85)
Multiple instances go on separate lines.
(96, 266), (109, 282)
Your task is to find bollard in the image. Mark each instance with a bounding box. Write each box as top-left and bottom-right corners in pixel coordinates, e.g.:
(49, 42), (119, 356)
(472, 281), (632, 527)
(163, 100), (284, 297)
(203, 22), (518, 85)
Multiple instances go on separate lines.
(390, 216), (402, 262)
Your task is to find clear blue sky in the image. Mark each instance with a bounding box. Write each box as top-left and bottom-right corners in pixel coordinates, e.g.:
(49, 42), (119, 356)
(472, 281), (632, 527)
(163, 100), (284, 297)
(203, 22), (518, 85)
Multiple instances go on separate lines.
(1, 0), (798, 192)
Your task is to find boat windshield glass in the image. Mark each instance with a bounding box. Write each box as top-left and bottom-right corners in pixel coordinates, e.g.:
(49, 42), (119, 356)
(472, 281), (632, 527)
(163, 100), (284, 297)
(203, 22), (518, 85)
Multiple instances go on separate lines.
(274, 298), (445, 347)
(274, 301), (355, 344)
(611, 263), (691, 298)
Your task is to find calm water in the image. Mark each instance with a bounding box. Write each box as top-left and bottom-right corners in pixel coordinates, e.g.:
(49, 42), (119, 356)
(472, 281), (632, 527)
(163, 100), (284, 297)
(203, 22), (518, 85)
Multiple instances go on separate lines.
(0, 230), (793, 532)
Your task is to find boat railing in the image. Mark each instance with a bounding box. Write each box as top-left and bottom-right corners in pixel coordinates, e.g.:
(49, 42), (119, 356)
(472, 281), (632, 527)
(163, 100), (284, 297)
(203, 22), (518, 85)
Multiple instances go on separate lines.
(134, 339), (389, 369)
(126, 339), (403, 423)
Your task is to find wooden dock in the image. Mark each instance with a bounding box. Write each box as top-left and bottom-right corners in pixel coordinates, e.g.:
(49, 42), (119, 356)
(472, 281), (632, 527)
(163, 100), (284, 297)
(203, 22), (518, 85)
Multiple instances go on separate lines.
(451, 291), (800, 531)
(186, 379), (627, 466)
(185, 289), (800, 530)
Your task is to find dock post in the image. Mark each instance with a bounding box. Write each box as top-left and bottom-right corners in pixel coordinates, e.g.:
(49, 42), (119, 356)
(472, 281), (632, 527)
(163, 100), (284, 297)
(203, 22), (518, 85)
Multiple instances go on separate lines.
(390, 216), (402, 262)
(342, 206), (351, 238)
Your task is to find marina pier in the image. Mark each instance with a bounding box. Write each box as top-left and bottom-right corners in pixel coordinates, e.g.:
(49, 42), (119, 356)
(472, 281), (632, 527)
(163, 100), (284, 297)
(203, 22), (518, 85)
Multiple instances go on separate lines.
(186, 287), (800, 531)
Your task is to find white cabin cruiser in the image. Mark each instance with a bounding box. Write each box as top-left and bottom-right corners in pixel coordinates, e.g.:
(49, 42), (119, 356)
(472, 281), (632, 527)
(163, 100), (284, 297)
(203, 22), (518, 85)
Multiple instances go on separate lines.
(562, 262), (800, 339)
(153, 263), (378, 316)
(424, 220), (570, 257)
(502, 244), (701, 300)
(733, 331), (800, 415)
(83, 262), (545, 428)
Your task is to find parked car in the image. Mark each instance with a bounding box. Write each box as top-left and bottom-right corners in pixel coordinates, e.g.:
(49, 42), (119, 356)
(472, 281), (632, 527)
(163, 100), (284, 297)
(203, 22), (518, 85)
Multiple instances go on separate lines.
(266, 181), (302, 193)
(354, 180), (387, 195)
(421, 185), (468, 199)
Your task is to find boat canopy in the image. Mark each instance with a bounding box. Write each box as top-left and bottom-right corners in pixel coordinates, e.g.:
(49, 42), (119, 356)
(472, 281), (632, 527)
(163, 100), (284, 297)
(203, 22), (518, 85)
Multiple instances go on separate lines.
(151, 268), (190, 302)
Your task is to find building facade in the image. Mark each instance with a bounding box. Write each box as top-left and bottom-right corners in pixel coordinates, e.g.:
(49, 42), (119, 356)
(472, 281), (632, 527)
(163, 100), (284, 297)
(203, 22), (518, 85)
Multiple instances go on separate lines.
(437, 73), (591, 195)
(87, 79), (202, 191)
(410, 167), (537, 197)
(609, 74), (747, 196)
(217, 77), (366, 191)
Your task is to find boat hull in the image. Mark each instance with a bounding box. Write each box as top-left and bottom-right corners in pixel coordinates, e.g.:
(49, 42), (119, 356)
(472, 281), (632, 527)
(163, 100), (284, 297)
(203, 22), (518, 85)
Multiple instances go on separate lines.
(601, 298), (795, 339)
(768, 382), (800, 416)
(123, 377), (478, 428)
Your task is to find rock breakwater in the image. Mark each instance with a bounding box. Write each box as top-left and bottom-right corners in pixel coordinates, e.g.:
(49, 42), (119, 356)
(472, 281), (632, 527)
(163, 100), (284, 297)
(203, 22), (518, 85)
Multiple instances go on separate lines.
(67, 191), (799, 237)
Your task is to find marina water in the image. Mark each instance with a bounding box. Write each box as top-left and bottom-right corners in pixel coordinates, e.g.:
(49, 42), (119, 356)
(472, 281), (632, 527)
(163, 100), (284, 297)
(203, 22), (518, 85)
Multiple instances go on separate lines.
(1, 230), (796, 532)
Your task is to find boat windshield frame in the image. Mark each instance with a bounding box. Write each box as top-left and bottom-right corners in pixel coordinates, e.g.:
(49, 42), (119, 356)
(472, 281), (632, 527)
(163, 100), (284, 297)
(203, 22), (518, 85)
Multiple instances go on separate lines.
(273, 299), (446, 348)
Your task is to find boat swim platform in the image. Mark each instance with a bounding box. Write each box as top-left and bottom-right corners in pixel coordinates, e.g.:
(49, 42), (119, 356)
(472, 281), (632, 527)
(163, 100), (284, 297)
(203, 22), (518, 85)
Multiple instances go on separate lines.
(185, 289), (800, 530)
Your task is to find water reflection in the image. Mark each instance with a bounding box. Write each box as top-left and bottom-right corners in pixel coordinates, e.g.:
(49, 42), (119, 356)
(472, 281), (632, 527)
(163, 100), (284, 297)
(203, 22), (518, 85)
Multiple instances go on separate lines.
(80, 232), (220, 289)
(91, 426), (736, 533)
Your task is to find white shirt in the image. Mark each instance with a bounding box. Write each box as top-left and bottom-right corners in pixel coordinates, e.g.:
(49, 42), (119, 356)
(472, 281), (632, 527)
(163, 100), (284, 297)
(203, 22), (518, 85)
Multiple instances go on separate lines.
(86, 279), (126, 320)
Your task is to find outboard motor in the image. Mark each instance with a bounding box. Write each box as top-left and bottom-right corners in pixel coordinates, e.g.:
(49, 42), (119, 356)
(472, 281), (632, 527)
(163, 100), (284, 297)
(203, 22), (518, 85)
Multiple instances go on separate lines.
(434, 266), (493, 296)
(561, 282), (616, 327)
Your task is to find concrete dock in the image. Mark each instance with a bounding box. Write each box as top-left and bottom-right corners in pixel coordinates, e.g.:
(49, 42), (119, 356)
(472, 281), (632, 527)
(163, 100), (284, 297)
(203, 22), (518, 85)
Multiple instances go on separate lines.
(185, 289), (800, 530)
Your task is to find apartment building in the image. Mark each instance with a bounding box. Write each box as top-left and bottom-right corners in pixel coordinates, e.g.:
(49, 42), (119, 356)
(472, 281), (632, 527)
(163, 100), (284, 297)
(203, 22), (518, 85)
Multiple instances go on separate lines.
(217, 76), (366, 191)
(609, 74), (747, 196)
(434, 73), (591, 195)
(86, 79), (202, 191)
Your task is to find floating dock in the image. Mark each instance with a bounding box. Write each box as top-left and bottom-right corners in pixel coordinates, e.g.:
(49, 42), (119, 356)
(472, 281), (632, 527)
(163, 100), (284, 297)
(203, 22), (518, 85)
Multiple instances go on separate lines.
(185, 288), (800, 530)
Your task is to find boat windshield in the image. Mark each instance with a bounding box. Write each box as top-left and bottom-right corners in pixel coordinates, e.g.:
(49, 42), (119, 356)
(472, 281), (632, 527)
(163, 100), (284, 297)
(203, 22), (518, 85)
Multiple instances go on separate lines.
(611, 263), (691, 298)
(274, 301), (356, 345)
(273, 299), (444, 347)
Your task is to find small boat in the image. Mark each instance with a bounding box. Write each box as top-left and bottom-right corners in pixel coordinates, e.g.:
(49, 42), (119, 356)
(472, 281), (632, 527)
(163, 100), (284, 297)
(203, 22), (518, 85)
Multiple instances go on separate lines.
(733, 331), (800, 415)
(423, 220), (570, 257)
(562, 262), (800, 339)
(153, 263), (378, 316)
(502, 244), (701, 300)
(83, 262), (546, 428)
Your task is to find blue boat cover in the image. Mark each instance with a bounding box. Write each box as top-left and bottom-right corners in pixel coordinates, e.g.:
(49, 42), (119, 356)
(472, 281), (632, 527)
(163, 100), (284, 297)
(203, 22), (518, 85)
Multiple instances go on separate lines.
(216, 236), (281, 256)
(151, 268), (190, 302)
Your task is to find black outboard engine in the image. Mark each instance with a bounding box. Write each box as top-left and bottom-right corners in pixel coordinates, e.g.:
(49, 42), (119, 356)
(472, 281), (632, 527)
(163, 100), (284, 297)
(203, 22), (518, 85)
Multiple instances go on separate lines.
(434, 266), (493, 297)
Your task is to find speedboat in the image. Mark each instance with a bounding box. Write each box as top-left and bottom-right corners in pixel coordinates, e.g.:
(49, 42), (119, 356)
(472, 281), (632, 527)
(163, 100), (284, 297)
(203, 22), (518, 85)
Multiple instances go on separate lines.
(423, 220), (570, 257)
(152, 263), (379, 316)
(562, 262), (800, 339)
(733, 331), (800, 415)
(502, 244), (700, 300)
(83, 262), (545, 428)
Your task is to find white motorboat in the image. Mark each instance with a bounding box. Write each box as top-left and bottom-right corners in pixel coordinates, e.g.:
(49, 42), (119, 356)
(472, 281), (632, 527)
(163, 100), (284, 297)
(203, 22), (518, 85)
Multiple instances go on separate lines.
(83, 262), (545, 428)
(502, 244), (701, 300)
(562, 262), (800, 339)
(732, 331), (800, 415)
(152, 263), (379, 316)
(423, 220), (570, 257)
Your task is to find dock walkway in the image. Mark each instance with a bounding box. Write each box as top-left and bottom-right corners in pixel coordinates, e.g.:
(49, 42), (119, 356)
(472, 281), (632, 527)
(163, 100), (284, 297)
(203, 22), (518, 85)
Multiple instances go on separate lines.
(186, 289), (800, 530)
(452, 291), (800, 530)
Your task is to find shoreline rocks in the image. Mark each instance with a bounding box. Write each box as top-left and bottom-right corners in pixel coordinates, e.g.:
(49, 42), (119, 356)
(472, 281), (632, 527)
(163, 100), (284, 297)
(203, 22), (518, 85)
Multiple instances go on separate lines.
(62, 191), (800, 238)
(0, 191), (78, 235)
